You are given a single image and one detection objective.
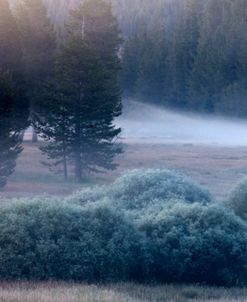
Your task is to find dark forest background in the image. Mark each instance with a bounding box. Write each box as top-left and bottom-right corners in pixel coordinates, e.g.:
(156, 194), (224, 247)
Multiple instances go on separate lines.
(36, 0), (247, 116)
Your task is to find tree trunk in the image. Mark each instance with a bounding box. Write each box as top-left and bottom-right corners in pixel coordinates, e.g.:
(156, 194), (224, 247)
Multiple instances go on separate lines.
(19, 130), (25, 142)
(63, 155), (68, 181)
(32, 128), (38, 143)
(74, 97), (83, 183)
(75, 150), (82, 183)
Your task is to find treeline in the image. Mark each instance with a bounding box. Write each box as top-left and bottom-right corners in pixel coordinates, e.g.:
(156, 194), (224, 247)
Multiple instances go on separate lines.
(35, 0), (247, 116)
(0, 0), (122, 187)
(121, 0), (247, 116)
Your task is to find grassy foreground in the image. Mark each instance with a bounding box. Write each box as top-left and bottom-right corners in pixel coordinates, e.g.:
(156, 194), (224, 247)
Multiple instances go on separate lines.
(0, 283), (247, 302)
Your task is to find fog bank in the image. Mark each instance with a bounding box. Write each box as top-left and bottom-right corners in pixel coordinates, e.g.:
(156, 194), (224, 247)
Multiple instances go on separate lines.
(117, 101), (247, 146)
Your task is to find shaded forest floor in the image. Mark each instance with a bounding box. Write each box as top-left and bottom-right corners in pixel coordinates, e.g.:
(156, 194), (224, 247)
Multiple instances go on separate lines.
(0, 282), (247, 302)
(1, 141), (247, 199)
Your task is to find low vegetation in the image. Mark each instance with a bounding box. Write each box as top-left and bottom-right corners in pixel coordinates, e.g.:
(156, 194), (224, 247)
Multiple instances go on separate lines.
(0, 199), (141, 281)
(1, 168), (247, 287)
(1, 282), (247, 302)
(67, 168), (212, 218)
(140, 203), (247, 286)
(225, 178), (247, 218)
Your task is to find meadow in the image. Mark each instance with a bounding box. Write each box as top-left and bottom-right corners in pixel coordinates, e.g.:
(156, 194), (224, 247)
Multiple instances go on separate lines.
(2, 141), (247, 199)
(1, 282), (247, 302)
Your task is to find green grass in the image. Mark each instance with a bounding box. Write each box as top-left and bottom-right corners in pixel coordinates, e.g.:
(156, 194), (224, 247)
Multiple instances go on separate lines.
(0, 283), (247, 302)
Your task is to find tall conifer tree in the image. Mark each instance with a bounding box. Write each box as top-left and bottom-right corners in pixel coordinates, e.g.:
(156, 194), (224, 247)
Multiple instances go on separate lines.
(0, 73), (29, 189)
(35, 0), (122, 182)
(15, 0), (56, 141)
(0, 0), (22, 75)
(0, 0), (29, 188)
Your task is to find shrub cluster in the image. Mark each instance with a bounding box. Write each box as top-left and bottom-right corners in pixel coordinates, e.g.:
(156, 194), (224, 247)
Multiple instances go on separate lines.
(0, 199), (142, 281)
(1, 169), (247, 286)
(67, 168), (212, 218)
(108, 169), (212, 209)
(66, 185), (107, 205)
(225, 178), (247, 218)
(140, 203), (247, 286)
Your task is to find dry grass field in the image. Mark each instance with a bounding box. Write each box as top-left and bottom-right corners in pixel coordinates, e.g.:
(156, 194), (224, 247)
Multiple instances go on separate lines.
(1, 141), (247, 199)
(1, 282), (247, 302)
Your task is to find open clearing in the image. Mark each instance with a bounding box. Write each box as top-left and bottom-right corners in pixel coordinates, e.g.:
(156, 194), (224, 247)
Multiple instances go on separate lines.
(1, 141), (247, 199)
(1, 282), (247, 302)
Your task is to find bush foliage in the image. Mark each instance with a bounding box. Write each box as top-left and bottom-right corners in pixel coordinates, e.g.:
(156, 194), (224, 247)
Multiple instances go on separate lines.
(66, 185), (107, 205)
(68, 169), (212, 211)
(225, 178), (247, 218)
(140, 203), (247, 286)
(1, 169), (247, 286)
(108, 169), (212, 211)
(0, 199), (141, 281)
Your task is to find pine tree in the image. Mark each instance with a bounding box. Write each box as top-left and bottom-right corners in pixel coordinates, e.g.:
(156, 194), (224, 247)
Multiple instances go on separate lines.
(35, 0), (122, 182)
(15, 0), (56, 141)
(15, 0), (56, 89)
(0, 0), (22, 76)
(0, 0), (29, 187)
(187, 0), (220, 112)
(164, 0), (202, 109)
(0, 72), (29, 188)
(135, 27), (166, 103)
(122, 35), (142, 96)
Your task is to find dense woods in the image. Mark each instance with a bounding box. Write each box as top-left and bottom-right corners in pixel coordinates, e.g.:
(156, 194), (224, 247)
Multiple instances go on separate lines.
(120, 0), (247, 115)
(0, 0), (122, 185)
(43, 0), (247, 116)
(0, 0), (29, 187)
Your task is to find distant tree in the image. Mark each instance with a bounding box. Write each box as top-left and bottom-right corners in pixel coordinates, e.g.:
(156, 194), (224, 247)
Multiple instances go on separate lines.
(15, 0), (56, 91)
(35, 0), (122, 182)
(188, 0), (228, 112)
(0, 73), (29, 188)
(34, 80), (72, 180)
(164, 0), (202, 109)
(121, 35), (142, 96)
(0, 0), (22, 76)
(0, 0), (29, 188)
(14, 0), (56, 141)
(135, 28), (166, 103)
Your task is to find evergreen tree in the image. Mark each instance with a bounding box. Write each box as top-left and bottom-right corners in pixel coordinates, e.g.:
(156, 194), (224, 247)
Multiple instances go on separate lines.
(15, 0), (56, 89)
(164, 0), (202, 108)
(8, 0), (247, 116)
(15, 0), (56, 140)
(188, 0), (229, 112)
(0, 0), (22, 76)
(0, 0), (29, 187)
(121, 35), (142, 96)
(35, 0), (122, 182)
(0, 73), (29, 188)
(117, 0), (247, 114)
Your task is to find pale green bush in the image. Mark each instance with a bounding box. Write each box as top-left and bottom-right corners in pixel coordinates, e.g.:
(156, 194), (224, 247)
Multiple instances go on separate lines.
(0, 199), (141, 281)
(66, 169), (211, 217)
(108, 169), (212, 211)
(1, 169), (247, 286)
(140, 202), (247, 286)
(66, 185), (107, 205)
(225, 178), (247, 218)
